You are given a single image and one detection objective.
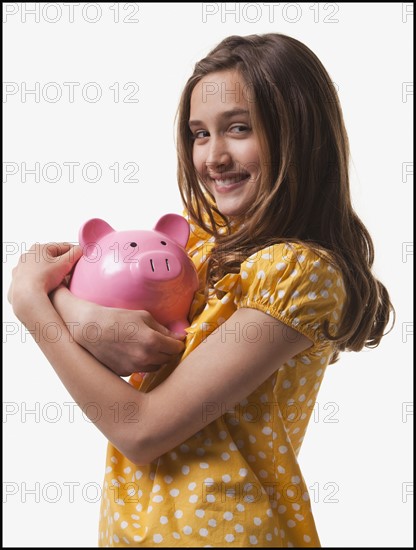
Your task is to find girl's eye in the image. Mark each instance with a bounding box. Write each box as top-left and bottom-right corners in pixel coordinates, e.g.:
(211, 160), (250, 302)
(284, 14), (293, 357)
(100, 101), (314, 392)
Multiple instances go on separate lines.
(230, 125), (249, 133)
(193, 130), (209, 140)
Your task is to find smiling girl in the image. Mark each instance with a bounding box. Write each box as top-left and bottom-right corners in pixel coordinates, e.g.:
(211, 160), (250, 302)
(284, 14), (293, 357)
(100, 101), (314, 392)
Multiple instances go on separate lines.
(9, 33), (394, 547)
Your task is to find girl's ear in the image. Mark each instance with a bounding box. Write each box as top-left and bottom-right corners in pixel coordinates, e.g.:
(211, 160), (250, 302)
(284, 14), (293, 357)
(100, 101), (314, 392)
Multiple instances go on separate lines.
(153, 214), (190, 248)
(79, 218), (115, 255)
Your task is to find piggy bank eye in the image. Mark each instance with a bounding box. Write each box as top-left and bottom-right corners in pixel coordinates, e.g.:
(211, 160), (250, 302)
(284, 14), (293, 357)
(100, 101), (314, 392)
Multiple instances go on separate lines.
(130, 242), (138, 247)
(160, 241), (167, 246)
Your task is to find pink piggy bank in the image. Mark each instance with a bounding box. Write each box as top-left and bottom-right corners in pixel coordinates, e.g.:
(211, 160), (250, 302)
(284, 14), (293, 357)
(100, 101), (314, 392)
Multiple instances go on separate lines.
(69, 214), (199, 336)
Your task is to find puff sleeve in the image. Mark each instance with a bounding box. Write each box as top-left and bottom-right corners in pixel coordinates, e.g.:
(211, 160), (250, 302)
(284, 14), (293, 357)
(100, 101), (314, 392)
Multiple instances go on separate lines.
(235, 242), (347, 347)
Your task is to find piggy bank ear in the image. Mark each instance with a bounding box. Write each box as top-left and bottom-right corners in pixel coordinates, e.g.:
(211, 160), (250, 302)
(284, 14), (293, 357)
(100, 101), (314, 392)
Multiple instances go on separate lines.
(79, 218), (115, 250)
(153, 214), (190, 248)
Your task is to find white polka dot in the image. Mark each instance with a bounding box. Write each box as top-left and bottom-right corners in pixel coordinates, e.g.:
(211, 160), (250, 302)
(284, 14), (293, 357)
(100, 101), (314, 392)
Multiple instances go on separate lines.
(199, 528), (209, 537)
(206, 494), (216, 502)
(239, 468), (248, 477)
(181, 466), (190, 475)
(223, 511), (233, 521)
(236, 503), (245, 512)
(279, 446), (288, 454)
(229, 442), (238, 451)
(218, 430), (227, 440)
(278, 505), (287, 514)
(208, 518), (217, 527)
(183, 526), (192, 535)
(188, 482), (197, 491)
(152, 484), (161, 493)
(225, 534), (235, 542)
(170, 489), (180, 497)
(153, 495), (163, 503)
(120, 521), (128, 529)
(282, 380), (291, 389)
(174, 510), (183, 518)
(321, 290), (329, 298)
(304, 535), (311, 542)
(189, 494), (198, 503)
(164, 475), (173, 484)
(257, 270), (266, 279)
(278, 289), (285, 299)
(222, 474), (231, 483)
(173, 532), (180, 540)
(254, 517), (262, 525)
(276, 262), (286, 270)
(309, 273), (318, 282)
(249, 535), (258, 544)
(113, 535), (120, 543)
(308, 291), (317, 300)
(266, 533), (272, 541)
(235, 523), (244, 532)
(221, 452), (230, 461)
(262, 426), (272, 435)
(287, 519), (296, 528)
(199, 462), (209, 469)
(160, 516), (168, 524)
(195, 509), (205, 518)
(241, 271), (248, 279)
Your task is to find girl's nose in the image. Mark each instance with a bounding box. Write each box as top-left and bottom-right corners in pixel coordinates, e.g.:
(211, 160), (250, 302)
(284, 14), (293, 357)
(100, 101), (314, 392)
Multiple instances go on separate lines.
(205, 139), (232, 170)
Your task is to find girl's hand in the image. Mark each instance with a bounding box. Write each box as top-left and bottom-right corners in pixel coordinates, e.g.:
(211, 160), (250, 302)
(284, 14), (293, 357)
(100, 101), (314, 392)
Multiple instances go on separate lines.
(8, 242), (82, 320)
(50, 286), (186, 377)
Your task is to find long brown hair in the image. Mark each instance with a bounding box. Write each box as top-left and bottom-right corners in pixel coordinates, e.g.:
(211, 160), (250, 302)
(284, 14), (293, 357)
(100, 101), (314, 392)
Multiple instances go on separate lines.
(176, 33), (395, 363)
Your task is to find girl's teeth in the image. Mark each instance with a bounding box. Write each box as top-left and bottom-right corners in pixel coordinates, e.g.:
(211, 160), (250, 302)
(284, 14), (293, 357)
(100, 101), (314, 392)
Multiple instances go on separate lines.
(215, 176), (248, 186)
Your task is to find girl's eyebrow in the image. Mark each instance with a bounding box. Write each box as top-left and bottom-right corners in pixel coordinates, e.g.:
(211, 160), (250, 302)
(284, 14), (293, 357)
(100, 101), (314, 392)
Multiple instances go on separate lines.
(188, 108), (250, 128)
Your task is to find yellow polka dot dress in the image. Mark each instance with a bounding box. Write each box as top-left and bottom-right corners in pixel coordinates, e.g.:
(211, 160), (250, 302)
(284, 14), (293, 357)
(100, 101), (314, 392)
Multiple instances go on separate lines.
(98, 211), (346, 547)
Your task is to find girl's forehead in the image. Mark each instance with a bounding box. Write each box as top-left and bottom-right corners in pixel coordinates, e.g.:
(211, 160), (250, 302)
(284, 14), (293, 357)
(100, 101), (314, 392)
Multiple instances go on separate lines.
(190, 70), (250, 113)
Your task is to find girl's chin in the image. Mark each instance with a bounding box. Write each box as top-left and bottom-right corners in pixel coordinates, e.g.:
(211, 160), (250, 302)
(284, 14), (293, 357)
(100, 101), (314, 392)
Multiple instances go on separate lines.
(214, 198), (249, 218)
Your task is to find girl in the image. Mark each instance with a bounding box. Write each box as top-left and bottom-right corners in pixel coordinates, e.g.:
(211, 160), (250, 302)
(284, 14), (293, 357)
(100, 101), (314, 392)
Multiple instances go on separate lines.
(9, 33), (394, 547)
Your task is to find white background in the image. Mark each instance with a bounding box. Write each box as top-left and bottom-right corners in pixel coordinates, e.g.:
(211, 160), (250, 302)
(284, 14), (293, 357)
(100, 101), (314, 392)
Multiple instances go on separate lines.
(3, 2), (413, 547)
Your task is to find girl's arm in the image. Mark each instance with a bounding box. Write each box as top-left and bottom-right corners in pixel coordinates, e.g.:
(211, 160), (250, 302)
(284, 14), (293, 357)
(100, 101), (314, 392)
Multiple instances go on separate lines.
(9, 242), (312, 465)
(50, 285), (185, 377)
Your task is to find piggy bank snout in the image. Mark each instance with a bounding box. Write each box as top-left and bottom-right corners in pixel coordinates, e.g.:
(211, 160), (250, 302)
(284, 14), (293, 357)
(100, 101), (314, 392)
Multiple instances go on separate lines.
(136, 250), (182, 281)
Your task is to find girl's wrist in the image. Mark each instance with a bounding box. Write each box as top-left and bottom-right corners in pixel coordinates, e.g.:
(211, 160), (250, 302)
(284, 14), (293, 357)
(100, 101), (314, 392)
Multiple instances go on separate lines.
(13, 288), (52, 326)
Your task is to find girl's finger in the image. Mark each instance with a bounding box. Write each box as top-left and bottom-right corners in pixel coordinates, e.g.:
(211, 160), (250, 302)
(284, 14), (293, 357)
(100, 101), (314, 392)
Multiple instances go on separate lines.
(45, 243), (81, 259)
(59, 245), (83, 266)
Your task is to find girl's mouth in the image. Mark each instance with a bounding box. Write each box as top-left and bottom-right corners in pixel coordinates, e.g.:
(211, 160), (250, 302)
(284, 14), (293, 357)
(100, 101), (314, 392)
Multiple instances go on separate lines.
(211, 174), (251, 193)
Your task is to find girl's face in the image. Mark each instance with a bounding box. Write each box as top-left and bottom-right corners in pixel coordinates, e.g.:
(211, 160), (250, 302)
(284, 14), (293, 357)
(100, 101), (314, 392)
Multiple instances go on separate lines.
(189, 70), (261, 218)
